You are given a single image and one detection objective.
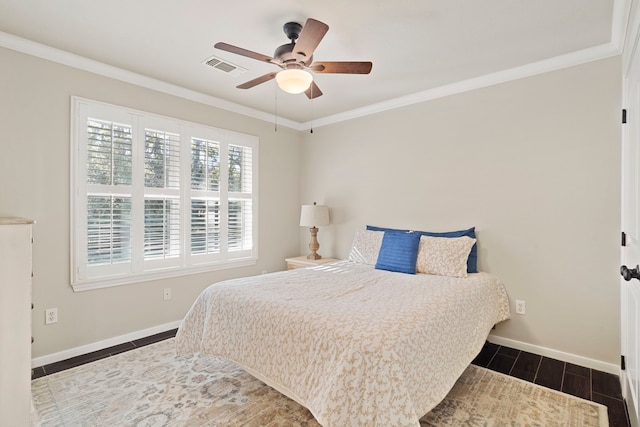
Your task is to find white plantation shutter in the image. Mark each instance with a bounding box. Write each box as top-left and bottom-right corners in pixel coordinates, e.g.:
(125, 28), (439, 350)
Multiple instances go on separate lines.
(228, 144), (253, 252)
(190, 199), (220, 255)
(190, 136), (223, 259)
(85, 118), (134, 274)
(86, 119), (132, 186)
(144, 129), (180, 189)
(143, 129), (181, 262)
(71, 97), (258, 290)
(87, 196), (132, 265)
(187, 135), (254, 262)
(191, 137), (220, 191)
(144, 198), (180, 260)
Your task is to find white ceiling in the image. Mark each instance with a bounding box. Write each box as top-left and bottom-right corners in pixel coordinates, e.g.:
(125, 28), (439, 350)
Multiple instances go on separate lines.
(0, 0), (624, 127)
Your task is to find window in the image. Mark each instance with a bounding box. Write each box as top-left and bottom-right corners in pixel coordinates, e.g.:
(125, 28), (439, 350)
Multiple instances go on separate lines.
(71, 97), (258, 290)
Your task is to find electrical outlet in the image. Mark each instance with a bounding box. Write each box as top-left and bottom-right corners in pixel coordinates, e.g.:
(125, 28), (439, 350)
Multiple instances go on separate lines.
(45, 308), (58, 325)
(515, 300), (526, 315)
(163, 288), (171, 301)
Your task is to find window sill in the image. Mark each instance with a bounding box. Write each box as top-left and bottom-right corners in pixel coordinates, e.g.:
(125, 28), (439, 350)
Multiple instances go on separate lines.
(71, 258), (258, 292)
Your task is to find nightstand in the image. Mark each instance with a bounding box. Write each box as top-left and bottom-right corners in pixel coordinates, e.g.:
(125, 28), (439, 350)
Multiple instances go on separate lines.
(285, 256), (339, 270)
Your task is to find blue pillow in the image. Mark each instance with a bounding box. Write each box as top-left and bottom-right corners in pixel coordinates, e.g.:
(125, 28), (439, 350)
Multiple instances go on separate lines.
(374, 231), (421, 274)
(367, 225), (478, 273)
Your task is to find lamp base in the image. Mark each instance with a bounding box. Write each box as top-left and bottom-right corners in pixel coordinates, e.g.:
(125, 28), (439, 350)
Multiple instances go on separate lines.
(307, 226), (322, 260)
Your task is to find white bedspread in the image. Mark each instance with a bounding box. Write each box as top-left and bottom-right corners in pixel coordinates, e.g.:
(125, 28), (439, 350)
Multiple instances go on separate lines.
(175, 261), (510, 426)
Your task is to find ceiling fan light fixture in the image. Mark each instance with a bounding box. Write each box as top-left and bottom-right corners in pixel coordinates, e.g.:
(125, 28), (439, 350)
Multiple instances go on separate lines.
(276, 69), (313, 94)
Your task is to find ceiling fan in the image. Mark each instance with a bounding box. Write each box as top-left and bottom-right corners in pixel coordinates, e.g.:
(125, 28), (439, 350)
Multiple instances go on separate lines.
(214, 18), (373, 99)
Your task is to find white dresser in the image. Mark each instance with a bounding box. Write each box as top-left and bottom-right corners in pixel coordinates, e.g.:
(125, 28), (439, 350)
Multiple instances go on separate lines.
(0, 217), (34, 426)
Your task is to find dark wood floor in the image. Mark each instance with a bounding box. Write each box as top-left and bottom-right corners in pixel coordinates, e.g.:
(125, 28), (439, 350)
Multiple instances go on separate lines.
(31, 329), (178, 379)
(33, 331), (629, 426)
(472, 341), (630, 427)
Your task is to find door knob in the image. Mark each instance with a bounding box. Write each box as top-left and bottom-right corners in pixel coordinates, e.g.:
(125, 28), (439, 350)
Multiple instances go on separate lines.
(621, 265), (640, 281)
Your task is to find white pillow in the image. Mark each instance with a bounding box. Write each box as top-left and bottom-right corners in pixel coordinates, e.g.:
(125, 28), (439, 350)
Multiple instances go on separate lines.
(348, 229), (384, 265)
(416, 235), (477, 277)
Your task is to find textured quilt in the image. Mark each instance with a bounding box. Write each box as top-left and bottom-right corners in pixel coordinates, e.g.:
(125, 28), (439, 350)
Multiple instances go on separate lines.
(175, 261), (510, 427)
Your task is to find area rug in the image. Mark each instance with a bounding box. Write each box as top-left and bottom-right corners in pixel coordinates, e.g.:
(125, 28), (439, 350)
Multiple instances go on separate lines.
(31, 338), (608, 426)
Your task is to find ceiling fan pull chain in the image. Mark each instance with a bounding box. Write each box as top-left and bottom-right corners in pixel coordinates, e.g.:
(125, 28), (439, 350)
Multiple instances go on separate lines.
(310, 85), (314, 134)
(274, 82), (278, 132)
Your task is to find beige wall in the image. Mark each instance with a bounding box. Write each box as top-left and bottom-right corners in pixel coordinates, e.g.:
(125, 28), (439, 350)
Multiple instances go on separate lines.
(1, 47), (302, 358)
(1, 44), (623, 367)
(299, 57), (622, 365)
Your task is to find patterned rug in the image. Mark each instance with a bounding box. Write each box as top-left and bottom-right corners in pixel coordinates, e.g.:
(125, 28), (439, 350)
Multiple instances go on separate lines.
(31, 338), (608, 426)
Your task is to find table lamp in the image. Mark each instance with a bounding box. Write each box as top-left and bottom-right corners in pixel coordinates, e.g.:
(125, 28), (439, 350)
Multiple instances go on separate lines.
(299, 202), (330, 260)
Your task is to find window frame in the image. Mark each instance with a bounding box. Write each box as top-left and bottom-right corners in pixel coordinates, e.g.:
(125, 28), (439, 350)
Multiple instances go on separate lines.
(70, 97), (259, 291)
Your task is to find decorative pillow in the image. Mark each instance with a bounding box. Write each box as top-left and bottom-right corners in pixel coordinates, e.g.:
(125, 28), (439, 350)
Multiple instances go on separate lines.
(416, 235), (477, 278)
(374, 231), (421, 274)
(367, 225), (478, 273)
(348, 229), (384, 265)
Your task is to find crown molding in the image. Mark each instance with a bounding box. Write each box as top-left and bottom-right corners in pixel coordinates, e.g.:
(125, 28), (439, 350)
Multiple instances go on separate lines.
(612, 0), (633, 52)
(304, 0), (628, 130)
(0, 31), (303, 131)
(0, 0), (627, 134)
(301, 42), (621, 130)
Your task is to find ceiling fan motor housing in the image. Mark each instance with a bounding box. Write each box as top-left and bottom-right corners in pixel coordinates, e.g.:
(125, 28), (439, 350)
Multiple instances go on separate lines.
(275, 22), (312, 64)
(274, 42), (312, 65)
(282, 22), (302, 41)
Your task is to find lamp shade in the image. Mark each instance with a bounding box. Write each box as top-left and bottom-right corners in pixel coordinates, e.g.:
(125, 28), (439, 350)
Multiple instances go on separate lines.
(299, 204), (330, 227)
(276, 69), (313, 94)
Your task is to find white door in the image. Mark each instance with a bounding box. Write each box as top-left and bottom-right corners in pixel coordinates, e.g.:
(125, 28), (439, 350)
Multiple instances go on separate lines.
(622, 19), (640, 427)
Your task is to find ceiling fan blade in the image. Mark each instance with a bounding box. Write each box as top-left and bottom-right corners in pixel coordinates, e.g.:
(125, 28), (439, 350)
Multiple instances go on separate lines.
(215, 42), (275, 63)
(310, 61), (373, 74)
(305, 81), (323, 99)
(236, 72), (278, 89)
(294, 18), (329, 64)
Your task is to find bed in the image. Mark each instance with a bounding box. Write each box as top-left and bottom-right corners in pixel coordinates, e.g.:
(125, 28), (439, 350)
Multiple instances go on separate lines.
(176, 236), (510, 427)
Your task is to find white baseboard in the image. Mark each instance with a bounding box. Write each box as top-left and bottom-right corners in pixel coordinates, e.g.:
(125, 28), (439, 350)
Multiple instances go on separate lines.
(623, 372), (639, 427)
(31, 325), (620, 376)
(488, 334), (620, 375)
(31, 320), (182, 369)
